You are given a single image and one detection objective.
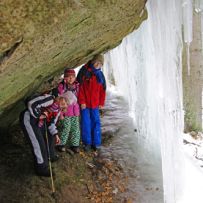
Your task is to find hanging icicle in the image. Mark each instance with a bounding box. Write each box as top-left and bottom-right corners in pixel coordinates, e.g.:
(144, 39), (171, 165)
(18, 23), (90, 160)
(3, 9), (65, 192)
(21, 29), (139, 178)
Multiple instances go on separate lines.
(195, 0), (201, 13)
(201, 12), (203, 55)
(186, 42), (191, 75)
(194, 0), (203, 13)
(182, 0), (193, 75)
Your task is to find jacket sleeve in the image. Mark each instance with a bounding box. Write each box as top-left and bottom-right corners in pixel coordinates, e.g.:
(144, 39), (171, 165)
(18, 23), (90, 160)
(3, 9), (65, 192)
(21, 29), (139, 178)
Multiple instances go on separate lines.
(75, 82), (80, 98)
(99, 73), (106, 106)
(47, 112), (60, 136)
(99, 84), (106, 106)
(57, 82), (64, 95)
(76, 67), (83, 84)
(78, 84), (86, 105)
(27, 95), (54, 118)
(101, 72), (106, 91)
(48, 123), (58, 136)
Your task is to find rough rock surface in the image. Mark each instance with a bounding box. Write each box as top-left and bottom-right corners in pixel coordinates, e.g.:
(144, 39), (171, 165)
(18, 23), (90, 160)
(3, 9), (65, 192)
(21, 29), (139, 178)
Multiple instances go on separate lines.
(0, 0), (147, 132)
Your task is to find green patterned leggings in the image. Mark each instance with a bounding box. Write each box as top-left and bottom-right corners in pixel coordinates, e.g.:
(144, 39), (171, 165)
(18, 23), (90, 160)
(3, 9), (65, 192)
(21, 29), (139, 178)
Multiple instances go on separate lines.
(58, 116), (80, 146)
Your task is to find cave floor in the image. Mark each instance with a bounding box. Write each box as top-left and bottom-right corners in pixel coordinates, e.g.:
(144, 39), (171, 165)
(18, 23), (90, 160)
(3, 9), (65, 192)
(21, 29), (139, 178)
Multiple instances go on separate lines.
(0, 91), (163, 203)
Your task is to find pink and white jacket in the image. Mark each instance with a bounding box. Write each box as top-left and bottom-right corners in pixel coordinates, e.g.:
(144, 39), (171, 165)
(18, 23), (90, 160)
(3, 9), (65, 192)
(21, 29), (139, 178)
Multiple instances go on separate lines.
(57, 81), (80, 117)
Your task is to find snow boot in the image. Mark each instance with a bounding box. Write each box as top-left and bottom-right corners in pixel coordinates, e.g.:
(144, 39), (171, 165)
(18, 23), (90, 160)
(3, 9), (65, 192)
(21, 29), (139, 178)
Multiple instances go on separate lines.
(84, 145), (91, 152)
(70, 146), (80, 153)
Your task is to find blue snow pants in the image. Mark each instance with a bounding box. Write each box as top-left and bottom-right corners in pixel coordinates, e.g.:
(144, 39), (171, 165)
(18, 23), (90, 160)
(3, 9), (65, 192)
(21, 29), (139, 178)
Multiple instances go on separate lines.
(81, 108), (101, 147)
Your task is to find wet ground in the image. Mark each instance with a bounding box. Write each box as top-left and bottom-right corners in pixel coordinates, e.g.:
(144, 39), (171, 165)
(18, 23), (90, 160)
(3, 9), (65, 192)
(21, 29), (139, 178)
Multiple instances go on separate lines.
(100, 91), (164, 203)
(0, 91), (163, 203)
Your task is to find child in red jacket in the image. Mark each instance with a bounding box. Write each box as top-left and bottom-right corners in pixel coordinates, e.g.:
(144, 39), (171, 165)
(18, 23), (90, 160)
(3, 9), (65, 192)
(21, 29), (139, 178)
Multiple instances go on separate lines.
(77, 54), (106, 151)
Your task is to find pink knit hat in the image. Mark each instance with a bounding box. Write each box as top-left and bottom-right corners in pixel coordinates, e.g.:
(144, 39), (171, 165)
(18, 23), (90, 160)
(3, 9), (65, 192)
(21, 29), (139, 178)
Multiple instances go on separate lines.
(64, 69), (76, 77)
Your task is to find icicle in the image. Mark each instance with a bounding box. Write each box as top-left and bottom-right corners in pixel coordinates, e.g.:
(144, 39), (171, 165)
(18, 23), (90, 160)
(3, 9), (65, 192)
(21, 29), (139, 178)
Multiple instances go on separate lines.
(194, 0), (203, 55)
(182, 0), (193, 43)
(197, 0), (203, 55)
(186, 42), (191, 75)
(202, 87), (203, 129)
(182, 0), (193, 75)
(201, 0), (203, 11)
(195, 0), (203, 12)
(195, 0), (201, 13)
(201, 12), (203, 54)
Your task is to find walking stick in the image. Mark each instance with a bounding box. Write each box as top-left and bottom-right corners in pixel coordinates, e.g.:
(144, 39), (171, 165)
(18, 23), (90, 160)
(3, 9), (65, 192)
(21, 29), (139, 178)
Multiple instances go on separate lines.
(44, 121), (56, 197)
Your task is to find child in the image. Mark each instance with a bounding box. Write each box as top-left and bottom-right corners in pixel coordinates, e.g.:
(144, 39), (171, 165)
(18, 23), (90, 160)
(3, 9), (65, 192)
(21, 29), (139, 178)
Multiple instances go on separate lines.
(19, 91), (67, 177)
(77, 54), (106, 151)
(38, 96), (68, 140)
(38, 96), (67, 126)
(57, 69), (80, 153)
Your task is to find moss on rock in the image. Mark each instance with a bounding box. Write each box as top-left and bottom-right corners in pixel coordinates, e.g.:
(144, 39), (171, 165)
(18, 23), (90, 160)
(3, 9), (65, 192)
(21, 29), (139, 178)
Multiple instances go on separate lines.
(0, 0), (147, 131)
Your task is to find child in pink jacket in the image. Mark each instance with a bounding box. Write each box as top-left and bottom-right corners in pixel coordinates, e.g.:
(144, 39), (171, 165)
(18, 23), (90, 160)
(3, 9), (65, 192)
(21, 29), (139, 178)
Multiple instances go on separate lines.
(57, 69), (80, 153)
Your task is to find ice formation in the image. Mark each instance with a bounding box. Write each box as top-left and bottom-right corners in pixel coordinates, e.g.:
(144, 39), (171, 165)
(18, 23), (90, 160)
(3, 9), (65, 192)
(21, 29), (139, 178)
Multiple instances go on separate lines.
(195, 0), (203, 12)
(182, 0), (193, 75)
(195, 0), (203, 55)
(103, 0), (193, 202)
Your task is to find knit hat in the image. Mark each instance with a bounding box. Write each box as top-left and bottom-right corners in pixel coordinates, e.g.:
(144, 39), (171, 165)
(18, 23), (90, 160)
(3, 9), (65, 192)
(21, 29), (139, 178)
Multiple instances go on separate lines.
(64, 69), (76, 77)
(91, 54), (104, 65)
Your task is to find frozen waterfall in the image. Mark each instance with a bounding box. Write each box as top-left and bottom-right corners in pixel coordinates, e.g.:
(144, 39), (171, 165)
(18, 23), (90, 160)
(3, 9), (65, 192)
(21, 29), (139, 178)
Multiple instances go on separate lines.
(103, 0), (190, 202)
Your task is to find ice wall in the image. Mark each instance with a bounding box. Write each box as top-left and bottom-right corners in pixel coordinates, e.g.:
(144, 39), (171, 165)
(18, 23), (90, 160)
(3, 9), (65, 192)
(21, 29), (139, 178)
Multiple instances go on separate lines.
(103, 0), (184, 202)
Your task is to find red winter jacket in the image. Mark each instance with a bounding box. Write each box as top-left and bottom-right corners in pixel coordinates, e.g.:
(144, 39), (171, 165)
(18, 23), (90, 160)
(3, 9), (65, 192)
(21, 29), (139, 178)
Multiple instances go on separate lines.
(77, 64), (106, 108)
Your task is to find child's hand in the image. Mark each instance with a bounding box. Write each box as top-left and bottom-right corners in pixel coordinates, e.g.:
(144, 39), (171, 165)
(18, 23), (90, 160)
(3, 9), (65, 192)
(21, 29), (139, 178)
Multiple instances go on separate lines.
(60, 114), (65, 120)
(39, 114), (46, 119)
(55, 135), (60, 144)
(99, 105), (103, 109)
(81, 104), (86, 109)
(43, 111), (49, 117)
(99, 109), (104, 117)
(61, 107), (67, 113)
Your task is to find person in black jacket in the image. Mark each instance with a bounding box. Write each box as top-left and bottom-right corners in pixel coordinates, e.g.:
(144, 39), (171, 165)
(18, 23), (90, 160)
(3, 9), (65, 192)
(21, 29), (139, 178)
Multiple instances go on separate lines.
(19, 92), (66, 177)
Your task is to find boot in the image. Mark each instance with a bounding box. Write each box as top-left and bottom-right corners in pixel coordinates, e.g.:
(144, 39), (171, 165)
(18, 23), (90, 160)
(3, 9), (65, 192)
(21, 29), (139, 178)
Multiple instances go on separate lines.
(56, 145), (66, 152)
(36, 166), (50, 177)
(84, 145), (91, 152)
(51, 154), (59, 162)
(70, 146), (80, 153)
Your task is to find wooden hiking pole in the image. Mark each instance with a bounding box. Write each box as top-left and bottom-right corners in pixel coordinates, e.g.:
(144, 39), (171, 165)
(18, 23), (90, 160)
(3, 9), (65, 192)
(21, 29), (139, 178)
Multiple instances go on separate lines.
(44, 122), (56, 196)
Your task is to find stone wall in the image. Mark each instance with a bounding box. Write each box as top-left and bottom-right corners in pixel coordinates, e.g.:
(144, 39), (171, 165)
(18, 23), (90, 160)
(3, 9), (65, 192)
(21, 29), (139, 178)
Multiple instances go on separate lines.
(0, 0), (147, 132)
